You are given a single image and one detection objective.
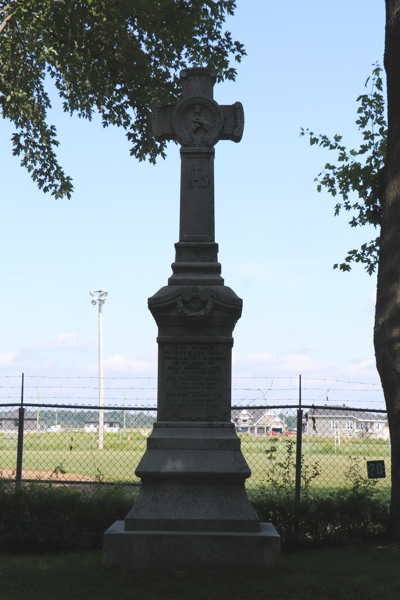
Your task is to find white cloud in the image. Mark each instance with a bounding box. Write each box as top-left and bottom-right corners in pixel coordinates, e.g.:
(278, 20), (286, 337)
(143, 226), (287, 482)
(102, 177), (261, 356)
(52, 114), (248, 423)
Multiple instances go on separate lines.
(246, 352), (275, 363)
(281, 353), (336, 373)
(351, 358), (376, 370)
(232, 351), (241, 365)
(104, 354), (153, 373)
(22, 333), (91, 351)
(230, 346), (384, 407)
(244, 349), (334, 373)
(0, 351), (17, 366)
(338, 358), (378, 378)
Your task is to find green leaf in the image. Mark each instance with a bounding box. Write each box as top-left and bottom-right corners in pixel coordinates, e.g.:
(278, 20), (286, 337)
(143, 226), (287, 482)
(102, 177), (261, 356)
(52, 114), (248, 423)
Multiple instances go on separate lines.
(0, 0), (246, 197)
(301, 64), (386, 275)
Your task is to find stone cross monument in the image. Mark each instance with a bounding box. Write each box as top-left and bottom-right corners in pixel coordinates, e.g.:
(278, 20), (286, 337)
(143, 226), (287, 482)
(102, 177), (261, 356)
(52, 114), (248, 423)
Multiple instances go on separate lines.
(103, 68), (280, 572)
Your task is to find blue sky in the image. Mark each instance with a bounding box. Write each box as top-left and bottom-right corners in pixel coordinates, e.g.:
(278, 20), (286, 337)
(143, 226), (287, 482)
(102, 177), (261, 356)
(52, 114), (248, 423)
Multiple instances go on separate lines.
(0, 1), (386, 409)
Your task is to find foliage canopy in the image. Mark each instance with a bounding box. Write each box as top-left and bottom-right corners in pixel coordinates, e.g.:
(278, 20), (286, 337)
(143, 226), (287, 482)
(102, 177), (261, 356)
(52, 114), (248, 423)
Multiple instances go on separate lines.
(0, 0), (245, 198)
(301, 65), (387, 275)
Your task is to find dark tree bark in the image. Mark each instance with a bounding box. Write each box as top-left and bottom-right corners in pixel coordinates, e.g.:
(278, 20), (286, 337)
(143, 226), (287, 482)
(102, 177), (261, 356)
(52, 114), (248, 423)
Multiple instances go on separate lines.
(374, 0), (400, 539)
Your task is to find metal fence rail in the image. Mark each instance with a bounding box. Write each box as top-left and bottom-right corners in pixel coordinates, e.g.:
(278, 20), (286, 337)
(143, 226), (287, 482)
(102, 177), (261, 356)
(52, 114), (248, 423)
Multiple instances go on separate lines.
(0, 402), (154, 486)
(0, 401), (390, 504)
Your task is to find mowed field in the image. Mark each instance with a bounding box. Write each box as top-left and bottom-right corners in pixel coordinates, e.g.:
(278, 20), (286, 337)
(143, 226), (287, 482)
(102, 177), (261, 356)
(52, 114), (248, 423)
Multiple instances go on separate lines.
(0, 430), (392, 500)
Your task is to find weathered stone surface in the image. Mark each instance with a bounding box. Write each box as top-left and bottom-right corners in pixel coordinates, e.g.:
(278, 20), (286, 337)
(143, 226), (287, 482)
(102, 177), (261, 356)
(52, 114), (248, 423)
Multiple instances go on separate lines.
(136, 422), (250, 481)
(123, 421), (259, 534)
(148, 285), (242, 422)
(152, 68), (243, 282)
(136, 447), (247, 479)
(124, 482), (260, 532)
(103, 67), (280, 572)
(103, 522), (280, 572)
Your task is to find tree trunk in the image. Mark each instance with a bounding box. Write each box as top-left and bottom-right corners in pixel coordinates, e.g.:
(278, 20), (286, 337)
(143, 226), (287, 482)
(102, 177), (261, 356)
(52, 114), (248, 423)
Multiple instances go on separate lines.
(374, 0), (400, 539)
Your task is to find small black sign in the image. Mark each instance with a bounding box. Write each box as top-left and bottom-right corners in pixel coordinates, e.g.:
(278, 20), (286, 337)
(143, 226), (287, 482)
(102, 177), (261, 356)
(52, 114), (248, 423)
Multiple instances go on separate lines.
(367, 460), (386, 479)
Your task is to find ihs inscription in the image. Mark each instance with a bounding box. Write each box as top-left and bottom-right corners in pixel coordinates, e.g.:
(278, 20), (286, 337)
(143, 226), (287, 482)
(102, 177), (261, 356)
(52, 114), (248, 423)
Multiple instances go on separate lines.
(186, 162), (210, 188)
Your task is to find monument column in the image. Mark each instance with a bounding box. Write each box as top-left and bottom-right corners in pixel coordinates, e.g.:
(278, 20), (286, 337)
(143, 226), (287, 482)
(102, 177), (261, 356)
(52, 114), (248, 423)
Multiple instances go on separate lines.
(103, 68), (280, 572)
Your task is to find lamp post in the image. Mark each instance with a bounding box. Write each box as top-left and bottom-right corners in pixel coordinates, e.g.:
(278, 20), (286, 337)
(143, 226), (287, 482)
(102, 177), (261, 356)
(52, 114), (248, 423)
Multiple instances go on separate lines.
(36, 390), (40, 432)
(89, 289), (108, 450)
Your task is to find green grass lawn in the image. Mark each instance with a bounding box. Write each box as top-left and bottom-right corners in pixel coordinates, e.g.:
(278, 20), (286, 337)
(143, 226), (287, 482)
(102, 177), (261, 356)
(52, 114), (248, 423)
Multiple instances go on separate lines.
(1, 544), (399, 600)
(0, 431), (392, 502)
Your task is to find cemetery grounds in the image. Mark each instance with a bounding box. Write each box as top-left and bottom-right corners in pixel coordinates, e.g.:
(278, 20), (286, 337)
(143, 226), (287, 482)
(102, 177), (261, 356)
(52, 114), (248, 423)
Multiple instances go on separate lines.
(1, 541), (400, 600)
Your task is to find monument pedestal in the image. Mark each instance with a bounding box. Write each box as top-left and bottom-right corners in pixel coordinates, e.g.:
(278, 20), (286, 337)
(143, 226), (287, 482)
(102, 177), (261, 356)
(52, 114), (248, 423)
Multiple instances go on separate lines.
(103, 422), (280, 571)
(103, 67), (280, 571)
(103, 522), (280, 572)
(104, 420), (280, 571)
(124, 422), (260, 532)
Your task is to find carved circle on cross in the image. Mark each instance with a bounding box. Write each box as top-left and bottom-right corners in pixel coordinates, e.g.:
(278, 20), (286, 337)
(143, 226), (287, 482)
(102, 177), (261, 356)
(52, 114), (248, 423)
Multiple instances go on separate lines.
(172, 96), (224, 147)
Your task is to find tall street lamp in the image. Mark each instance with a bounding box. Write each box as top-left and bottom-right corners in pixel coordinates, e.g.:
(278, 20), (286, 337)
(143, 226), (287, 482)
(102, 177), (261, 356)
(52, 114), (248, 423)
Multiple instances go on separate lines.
(89, 289), (108, 450)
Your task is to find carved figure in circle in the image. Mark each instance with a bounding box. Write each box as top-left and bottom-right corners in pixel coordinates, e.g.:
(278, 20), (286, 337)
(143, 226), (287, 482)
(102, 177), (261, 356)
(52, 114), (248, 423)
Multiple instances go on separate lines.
(189, 104), (213, 135)
(171, 95), (223, 147)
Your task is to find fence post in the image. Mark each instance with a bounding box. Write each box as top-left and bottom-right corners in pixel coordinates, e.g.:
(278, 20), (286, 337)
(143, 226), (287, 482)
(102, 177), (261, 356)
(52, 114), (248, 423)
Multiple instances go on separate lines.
(16, 373), (24, 484)
(294, 374), (303, 538)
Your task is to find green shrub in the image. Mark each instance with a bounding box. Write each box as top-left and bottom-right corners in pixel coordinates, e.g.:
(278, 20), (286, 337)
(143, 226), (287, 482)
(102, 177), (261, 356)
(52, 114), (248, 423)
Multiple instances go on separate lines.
(251, 451), (390, 547)
(0, 482), (135, 553)
(0, 445), (391, 554)
(251, 487), (389, 547)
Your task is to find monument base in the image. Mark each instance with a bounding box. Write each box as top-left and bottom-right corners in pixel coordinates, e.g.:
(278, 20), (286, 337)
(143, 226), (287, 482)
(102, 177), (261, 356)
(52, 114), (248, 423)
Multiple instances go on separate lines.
(103, 521), (280, 572)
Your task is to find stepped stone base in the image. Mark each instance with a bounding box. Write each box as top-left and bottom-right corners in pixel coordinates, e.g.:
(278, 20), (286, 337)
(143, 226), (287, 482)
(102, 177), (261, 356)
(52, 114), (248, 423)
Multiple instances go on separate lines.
(103, 521), (280, 572)
(124, 482), (260, 532)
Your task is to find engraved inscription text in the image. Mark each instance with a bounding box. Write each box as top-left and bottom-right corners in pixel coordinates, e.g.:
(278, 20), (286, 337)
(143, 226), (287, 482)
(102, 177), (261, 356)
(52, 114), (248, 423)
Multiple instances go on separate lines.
(162, 343), (227, 415)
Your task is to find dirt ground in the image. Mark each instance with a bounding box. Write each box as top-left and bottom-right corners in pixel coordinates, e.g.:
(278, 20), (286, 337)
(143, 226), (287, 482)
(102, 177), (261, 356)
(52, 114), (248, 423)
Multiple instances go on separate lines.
(0, 468), (97, 482)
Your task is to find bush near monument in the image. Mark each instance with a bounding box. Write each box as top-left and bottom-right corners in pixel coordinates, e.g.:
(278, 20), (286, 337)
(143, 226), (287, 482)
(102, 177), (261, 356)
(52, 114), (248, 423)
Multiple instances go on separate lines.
(0, 482), (135, 553)
(0, 478), (389, 554)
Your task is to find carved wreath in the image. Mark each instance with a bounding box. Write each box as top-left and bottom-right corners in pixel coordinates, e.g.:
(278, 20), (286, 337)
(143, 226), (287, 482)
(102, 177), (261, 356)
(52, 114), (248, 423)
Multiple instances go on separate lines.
(176, 287), (214, 319)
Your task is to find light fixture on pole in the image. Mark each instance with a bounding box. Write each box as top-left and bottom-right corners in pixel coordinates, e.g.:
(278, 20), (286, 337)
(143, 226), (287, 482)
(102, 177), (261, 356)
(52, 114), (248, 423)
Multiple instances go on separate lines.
(89, 289), (108, 450)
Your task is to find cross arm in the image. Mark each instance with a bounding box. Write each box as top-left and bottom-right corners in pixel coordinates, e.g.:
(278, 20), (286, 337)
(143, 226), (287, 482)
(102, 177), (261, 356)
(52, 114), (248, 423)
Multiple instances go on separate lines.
(152, 102), (177, 142)
(152, 100), (244, 144)
(219, 103), (244, 143)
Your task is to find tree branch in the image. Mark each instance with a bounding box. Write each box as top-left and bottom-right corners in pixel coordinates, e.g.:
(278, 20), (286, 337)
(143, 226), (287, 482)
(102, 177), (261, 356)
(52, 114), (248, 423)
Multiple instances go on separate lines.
(0, 0), (23, 34)
(0, 11), (13, 33)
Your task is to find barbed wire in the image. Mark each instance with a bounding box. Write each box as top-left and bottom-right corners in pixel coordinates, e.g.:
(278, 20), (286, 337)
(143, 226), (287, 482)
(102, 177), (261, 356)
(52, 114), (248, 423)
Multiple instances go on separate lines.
(300, 377), (382, 386)
(0, 389), (386, 395)
(0, 374), (385, 408)
(0, 396), (158, 401)
(0, 374), (384, 385)
(0, 385), (384, 392)
(22, 375), (158, 380)
(0, 386), (158, 390)
(0, 397), (386, 406)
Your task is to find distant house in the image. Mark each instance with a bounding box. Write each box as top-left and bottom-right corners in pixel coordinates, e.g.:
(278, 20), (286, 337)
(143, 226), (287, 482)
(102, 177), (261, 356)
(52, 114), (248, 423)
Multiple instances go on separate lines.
(84, 416), (120, 433)
(48, 424), (62, 432)
(305, 406), (389, 439)
(231, 409), (286, 435)
(0, 409), (47, 432)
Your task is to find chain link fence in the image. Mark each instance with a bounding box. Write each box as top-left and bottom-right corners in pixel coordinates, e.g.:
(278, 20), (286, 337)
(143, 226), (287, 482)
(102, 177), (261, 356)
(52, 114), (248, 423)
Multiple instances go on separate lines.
(0, 402), (390, 504)
(0, 404), (154, 486)
(0, 373), (390, 504)
(233, 405), (390, 503)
